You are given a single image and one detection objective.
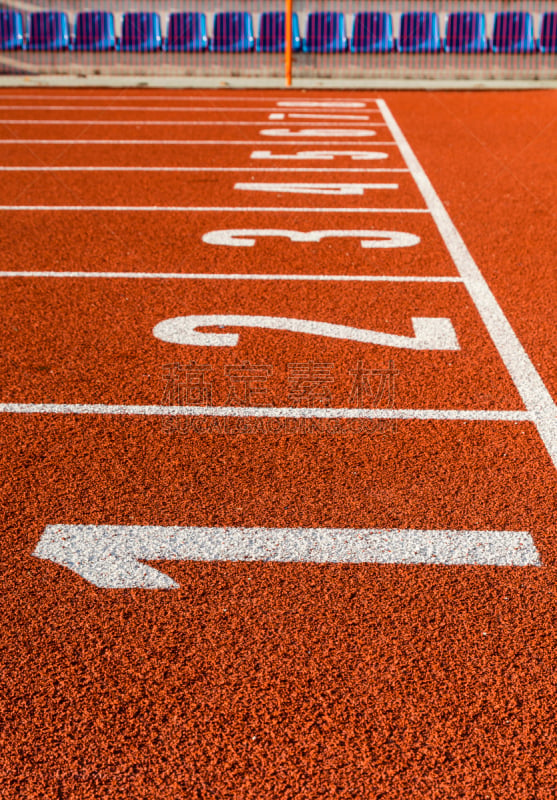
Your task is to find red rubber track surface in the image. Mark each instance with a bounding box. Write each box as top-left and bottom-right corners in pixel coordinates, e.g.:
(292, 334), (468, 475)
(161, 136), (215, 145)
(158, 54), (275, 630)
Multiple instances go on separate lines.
(0, 170), (423, 208)
(0, 280), (522, 409)
(0, 89), (556, 800)
(0, 210), (444, 275)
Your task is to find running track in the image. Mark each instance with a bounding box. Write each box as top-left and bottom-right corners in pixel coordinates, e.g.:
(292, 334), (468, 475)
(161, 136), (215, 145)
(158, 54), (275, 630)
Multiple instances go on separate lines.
(1, 89), (556, 799)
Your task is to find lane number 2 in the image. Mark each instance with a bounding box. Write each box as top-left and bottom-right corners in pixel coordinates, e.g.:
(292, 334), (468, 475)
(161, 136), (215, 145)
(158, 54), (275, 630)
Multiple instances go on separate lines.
(153, 315), (460, 351)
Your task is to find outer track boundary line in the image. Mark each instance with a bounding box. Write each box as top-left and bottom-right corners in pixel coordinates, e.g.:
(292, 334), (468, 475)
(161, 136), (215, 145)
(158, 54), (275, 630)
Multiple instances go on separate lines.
(0, 403), (531, 422)
(0, 272), (461, 282)
(377, 99), (557, 469)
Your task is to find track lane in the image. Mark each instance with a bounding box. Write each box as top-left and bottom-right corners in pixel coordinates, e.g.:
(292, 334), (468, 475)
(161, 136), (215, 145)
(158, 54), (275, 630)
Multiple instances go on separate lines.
(0, 211), (453, 276)
(0, 278), (524, 411)
(2, 411), (557, 796)
(0, 122), (393, 144)
(0, 169), (422, 209)
(0, 142), (406, 168)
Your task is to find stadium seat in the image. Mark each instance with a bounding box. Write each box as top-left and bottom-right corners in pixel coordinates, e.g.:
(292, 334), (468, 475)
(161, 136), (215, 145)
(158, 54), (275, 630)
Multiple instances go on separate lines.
(28, 11), (70, 50)
(398, 12), (442, 53)
(74, 12), (116, 51)
(210, 12), (255, 52)
(0, 10), (24, 50)
(492, 12), (536, 53)
(258, 11), (301, 53)
(350, 12), (394, 53)
(444, 12), (488, 53)
(120, 12), (162, 52)
(166, 12), (208, 52)
(539, 12), (557, 53)
(303, 12), (348, 53)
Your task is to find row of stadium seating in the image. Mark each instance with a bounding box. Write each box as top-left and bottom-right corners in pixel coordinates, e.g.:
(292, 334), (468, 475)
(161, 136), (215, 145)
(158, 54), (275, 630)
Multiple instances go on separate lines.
(1, 10), (556, 54)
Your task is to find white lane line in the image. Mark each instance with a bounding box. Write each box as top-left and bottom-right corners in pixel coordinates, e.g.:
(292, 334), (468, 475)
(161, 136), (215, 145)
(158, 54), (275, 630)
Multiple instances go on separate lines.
(0, 166), (410, 173)
(33, 525), (541, 589)
(0, 105), (382, 113)
(0, 140), (398, 146)
(0, 95), (379, 103)
(0, 206), (429, 213)
(378, 99), (557, 469)
(2, 95), (377, 104)
(0, 403), (531, 422)
(0, 119), (388, 127)
(0, 272), (461, 282)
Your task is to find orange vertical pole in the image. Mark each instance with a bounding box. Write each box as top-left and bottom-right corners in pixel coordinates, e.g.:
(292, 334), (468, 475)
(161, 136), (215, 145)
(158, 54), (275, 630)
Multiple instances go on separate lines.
(285, 0), (293, 87)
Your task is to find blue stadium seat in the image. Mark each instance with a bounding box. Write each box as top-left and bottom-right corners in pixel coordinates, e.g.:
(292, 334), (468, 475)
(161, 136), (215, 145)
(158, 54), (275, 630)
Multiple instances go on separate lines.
(0, 10), (24, 50)
(398, 12), (442, 53)
(539, 11), (557, 53)
(303, 12), (348, 53)
(258, 11), (301, 53)
(350, 12), (394, 53)
(74, 12), (116, 51)
(210, 12), (254, 52)
(492, 12), (536, 53)
(28, 11), (70, 50)
(445, 12), (488, 53)
(166, 12), (208, 52)
(120, 12), (162, 52)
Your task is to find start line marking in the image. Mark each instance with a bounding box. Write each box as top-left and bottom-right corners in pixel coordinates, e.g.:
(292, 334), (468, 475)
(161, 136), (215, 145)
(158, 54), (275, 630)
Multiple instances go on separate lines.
(33, 525), (542, 589)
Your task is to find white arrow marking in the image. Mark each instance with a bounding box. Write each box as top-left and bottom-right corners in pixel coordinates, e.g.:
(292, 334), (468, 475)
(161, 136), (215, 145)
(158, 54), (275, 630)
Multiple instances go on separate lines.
(260, 128), (378, 137)
(202, 229), (420, 249)
(152, 315), (460, 350)
(33, 525), (542, 589)
(234, 182), (398, 195)
(250, 150), (389, 161)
